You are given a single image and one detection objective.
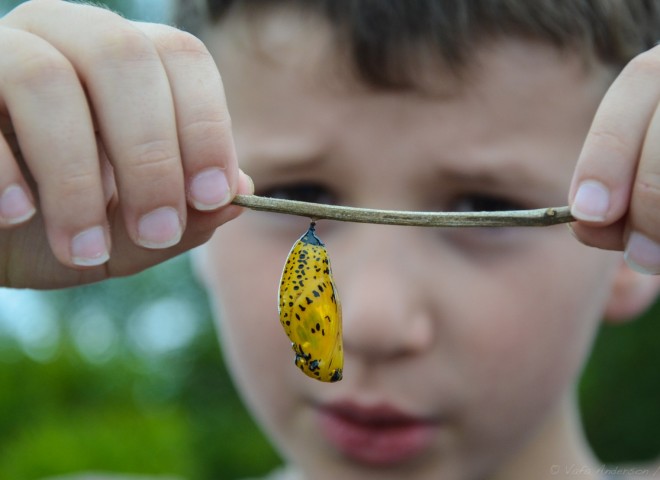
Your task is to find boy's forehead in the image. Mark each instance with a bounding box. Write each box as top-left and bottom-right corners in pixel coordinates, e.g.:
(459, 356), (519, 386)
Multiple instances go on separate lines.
(207, 12), (615, 203)
(209, 11), (613, 106)
(207, 7), (376, 94)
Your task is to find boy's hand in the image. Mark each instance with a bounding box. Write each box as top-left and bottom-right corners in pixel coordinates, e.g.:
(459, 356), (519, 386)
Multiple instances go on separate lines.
(570, 45), (660, 275)
(0, 1), (250, 288)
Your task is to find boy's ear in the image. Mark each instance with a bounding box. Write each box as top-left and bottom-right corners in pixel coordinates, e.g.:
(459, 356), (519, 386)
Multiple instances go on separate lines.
(604, 260), (660, 323)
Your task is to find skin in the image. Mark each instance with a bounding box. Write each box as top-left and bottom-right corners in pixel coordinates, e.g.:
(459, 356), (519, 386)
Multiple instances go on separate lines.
(198, 9), (658, 480)
(0, 0), (251, 288)
(0, 1), (658, 479)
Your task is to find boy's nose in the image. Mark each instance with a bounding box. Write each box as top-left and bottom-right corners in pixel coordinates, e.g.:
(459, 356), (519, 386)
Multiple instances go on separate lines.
(336, 226), (434, 360)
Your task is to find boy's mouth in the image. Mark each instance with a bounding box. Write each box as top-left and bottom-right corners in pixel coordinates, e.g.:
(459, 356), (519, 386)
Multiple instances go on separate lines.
(315, 400), (439, 466)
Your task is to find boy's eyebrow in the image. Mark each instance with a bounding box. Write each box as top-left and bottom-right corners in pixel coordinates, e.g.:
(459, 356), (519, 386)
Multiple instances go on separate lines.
(435, 160), (562, 188)
(249, 154), (327, 174)
(239, 152), (336, 178)
(439, 168), (534, 185)
(239, 139), (327, 172)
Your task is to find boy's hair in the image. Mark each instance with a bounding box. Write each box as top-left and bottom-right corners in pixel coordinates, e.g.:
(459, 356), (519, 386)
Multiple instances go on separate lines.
(178, 0), (660, 89)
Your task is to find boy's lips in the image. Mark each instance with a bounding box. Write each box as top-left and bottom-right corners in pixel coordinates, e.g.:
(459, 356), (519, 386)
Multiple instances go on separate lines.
(315, 400), (439, 466)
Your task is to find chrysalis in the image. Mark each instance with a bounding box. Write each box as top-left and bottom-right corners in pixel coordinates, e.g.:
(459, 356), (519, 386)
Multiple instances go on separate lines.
(278, 222), (343, 382)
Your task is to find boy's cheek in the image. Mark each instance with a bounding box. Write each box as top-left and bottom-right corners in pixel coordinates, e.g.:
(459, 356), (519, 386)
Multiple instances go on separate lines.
(202, 226), (293, 365)
(204, 237), (299, 417)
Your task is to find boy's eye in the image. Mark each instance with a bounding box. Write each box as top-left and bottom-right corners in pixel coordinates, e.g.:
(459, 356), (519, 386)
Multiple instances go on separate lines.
(442, 194), (539, 254)
(449, 194), (527, 213)
(258, 183), (337, 205)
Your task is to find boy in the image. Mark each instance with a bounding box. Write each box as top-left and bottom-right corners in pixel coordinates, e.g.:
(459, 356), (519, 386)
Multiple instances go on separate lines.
(1, 0), (659, 479)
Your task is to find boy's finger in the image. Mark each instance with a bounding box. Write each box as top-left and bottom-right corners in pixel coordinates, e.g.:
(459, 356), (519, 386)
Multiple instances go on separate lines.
(0, 130), (35, 227)
(6, 2), (187, 250)
(0, 26), (109, 267)
(569, 46), (660, 230)
(568, 220), (626, 251)
(623, 107), (660, 274)
(136, 23), (239, 212)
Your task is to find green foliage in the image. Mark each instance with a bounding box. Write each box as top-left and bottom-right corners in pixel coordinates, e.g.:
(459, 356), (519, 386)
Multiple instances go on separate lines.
(0, 249), (657, 479)
(0, 345), (194, 479)
(0, 255), (281, 480)
(579, 299), (660, 464)
(1, 407), (194, 479)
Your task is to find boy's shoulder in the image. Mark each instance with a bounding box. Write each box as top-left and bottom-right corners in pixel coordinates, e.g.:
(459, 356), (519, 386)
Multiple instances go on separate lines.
(241, 466), (302, 480)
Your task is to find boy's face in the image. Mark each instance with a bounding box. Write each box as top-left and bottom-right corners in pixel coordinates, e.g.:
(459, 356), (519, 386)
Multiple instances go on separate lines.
(200, 10), (627, 480)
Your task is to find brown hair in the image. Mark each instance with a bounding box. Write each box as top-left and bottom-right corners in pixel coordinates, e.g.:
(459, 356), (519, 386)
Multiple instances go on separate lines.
(178, 0), (660, 89)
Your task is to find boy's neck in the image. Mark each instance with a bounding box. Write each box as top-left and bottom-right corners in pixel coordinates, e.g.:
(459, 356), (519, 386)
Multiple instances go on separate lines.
(493, 392), (601, 480)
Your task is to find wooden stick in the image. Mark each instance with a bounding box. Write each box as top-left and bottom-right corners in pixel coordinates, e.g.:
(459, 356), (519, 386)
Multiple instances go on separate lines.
(231, 195), (574, 227)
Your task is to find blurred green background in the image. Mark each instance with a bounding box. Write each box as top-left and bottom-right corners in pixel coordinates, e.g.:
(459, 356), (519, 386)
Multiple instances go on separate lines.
(1, 0), (660, 479)
(0, 254), (281, 480)
(1, 255), (658, 480)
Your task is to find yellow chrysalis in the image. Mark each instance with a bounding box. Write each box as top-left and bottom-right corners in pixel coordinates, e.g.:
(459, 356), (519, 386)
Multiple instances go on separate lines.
(278, 222), (343, 382)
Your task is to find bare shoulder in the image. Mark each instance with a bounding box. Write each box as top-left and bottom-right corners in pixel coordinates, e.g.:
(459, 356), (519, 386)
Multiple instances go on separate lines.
(241, 467), (303, 480)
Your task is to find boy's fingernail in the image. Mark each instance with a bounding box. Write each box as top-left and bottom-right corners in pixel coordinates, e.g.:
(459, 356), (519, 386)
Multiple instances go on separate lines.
(0, 184), (36, 225)
(137, 207), (182, 249)
(624, 232), (660, 275)
(190, 168), (230, 211)
(71, 226), (110, 267)
(571, 180), (610, 222)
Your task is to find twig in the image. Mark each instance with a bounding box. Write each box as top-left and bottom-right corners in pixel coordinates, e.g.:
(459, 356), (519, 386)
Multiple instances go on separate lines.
(231, 194), (574, 227)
